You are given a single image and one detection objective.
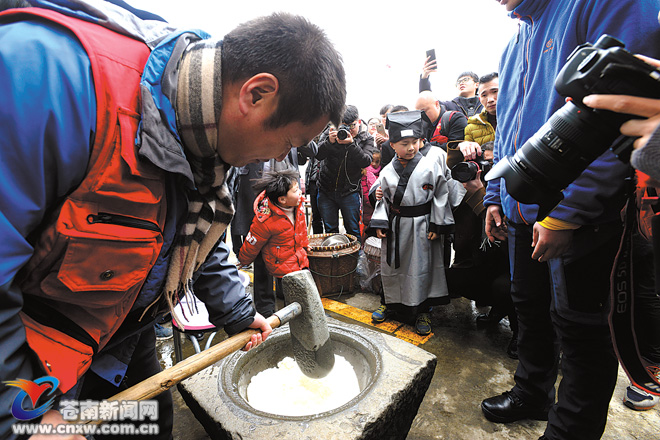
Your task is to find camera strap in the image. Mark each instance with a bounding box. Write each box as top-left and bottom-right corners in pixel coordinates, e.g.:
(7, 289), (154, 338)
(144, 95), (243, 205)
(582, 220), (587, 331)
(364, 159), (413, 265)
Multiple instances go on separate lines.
(608, 191), (660, 396)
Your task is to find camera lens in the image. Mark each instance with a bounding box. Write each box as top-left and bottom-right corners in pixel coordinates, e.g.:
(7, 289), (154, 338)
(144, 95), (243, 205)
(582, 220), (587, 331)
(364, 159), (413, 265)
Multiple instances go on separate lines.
(486, 101), (622, 217)
(337, 129), (349, 140)
(451, 161), (479, 183)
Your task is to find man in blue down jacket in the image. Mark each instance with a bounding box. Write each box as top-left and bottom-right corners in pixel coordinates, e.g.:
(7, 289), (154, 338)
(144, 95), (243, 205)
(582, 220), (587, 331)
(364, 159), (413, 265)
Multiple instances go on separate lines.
(481, 1), (660, 439)
(0, 1), (345, 438)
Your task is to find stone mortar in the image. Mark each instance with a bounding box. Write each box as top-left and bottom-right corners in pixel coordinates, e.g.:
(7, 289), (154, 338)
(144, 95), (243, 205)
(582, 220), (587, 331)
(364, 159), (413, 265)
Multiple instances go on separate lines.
(178, 317), (437, 440)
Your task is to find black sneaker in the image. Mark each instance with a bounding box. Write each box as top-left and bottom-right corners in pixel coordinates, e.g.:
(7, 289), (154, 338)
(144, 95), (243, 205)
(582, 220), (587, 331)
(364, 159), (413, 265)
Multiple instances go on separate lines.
(415, 313), (432, 336)
(476, 306), (507, 327)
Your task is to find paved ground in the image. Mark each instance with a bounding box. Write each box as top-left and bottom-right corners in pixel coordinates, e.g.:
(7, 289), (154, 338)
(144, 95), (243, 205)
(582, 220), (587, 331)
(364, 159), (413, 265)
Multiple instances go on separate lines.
(157, 274), (660, 440)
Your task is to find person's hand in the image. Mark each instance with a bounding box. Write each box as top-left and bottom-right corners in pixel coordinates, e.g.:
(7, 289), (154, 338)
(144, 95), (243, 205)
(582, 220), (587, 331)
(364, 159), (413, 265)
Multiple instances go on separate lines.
(531, 223), (573, 262)
(427, 231), (438, 240)
(375, 186), (383, 201)
(29, 410), (85, 439)
(337, 132), (354, 145)
(242, 312), (272, 351)
(462, 170), (484, 193)
(582, 55), (660, 151)
(328, 126), (338, 144)
(485, 204), (507, 241)
(421, 55), (437, 79)
(458, 141), (482, 160)
(376, 229), (387, 238)
(375, 132), (388, 146)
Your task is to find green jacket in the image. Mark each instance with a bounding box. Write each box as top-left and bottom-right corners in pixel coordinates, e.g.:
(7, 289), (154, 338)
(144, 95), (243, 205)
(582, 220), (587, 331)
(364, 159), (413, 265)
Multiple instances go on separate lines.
(464, 109), (495, 146)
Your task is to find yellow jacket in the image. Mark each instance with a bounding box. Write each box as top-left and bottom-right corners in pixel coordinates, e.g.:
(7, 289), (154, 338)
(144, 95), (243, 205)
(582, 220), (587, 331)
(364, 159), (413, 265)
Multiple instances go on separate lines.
(464, 110), (495, 146)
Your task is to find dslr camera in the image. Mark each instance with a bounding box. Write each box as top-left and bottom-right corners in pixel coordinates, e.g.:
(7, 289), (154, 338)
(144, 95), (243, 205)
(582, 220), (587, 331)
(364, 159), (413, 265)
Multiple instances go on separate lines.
(486, 34), (660, 220)
(451, 155), (492, 183)
(336, 124), (352, 141)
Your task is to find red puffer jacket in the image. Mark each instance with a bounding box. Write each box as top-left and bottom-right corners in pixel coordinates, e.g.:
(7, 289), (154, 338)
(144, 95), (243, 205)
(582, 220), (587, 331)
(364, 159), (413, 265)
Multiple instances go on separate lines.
(238, 191), (309, 277)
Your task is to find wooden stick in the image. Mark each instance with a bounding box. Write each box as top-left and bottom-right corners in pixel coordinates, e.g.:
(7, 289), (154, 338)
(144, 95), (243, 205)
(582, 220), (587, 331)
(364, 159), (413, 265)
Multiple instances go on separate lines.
(79, 302), (301, 425)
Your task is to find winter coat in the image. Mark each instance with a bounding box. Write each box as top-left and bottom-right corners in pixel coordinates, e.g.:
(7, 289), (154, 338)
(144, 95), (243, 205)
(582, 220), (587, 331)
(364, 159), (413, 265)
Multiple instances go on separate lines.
(0, 3), (255, 415)
(441, 96), (482, 118)
(316, 127), (375, 196)
(231, 163), (265, 237)
(418, 76), (483, 118)
(426, 108), (468, 151)
(239, 191), (309, 278)
(464, 110), (495, 146)
(361, 164), (381, 205)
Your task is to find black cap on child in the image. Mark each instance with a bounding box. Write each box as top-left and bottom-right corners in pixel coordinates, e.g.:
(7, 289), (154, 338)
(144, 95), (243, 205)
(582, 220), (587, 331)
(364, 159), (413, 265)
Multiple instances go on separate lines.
(386, 110), (430, 143)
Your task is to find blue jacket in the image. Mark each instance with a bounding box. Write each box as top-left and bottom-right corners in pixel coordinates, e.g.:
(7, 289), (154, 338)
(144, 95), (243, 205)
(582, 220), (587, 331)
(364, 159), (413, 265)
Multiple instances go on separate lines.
(0, 2), (254, 434)
(483, 0), (660, 225)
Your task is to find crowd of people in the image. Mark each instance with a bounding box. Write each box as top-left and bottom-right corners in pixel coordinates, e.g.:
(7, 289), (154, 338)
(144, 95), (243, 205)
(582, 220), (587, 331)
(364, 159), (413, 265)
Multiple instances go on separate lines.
(1, 0), (660, 440)
(227, 3), (660, 440)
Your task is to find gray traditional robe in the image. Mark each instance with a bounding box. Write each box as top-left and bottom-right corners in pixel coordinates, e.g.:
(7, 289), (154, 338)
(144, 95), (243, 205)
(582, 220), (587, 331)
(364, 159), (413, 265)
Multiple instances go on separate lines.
(370, 150), (465, 310)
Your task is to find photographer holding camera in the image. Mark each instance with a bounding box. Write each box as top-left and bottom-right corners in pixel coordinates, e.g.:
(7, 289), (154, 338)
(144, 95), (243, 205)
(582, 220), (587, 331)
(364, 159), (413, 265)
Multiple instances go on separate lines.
(446, 140), (519, 359)
(316, 105), (375, 239)
(448, 72), (500, 270)
(480, 1), (660, 440)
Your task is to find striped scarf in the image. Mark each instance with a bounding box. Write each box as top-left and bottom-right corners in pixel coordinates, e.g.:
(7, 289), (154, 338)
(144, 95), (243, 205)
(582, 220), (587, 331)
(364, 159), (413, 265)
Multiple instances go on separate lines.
(166, 39), (234, 325)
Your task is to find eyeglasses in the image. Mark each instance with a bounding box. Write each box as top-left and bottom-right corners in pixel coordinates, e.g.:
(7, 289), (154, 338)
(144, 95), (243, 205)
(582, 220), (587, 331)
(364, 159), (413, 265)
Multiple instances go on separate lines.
(347, 122), (358, 129)
(456, 77), (474, 85)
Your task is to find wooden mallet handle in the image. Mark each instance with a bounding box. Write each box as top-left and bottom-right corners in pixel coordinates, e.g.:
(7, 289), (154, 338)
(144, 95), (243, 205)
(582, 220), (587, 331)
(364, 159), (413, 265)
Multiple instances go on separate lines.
(79, 302), (302, 425)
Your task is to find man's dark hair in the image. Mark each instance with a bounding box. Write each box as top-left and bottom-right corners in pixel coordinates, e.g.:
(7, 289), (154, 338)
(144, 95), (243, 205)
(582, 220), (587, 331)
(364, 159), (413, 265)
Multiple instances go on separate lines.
(0, 0), (29, 10)
(391, 105), (409, 113)
(479, 72), (499, 84)
(481, 141), (494, 151)
(341, 105), (359, 124)
(222, 13), (346, 129)
(456, 71), (479, 83)
(379, 104), (394, 115)
(253, 169), (300, 205)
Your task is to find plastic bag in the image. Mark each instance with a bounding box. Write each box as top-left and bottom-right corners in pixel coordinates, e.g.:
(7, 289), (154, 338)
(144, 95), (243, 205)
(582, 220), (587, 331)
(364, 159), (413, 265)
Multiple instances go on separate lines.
(358, 250), (383, 294)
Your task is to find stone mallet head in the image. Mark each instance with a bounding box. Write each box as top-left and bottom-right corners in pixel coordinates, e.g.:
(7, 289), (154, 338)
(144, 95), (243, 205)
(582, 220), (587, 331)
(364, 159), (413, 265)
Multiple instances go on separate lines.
(282, 270), (335, 378)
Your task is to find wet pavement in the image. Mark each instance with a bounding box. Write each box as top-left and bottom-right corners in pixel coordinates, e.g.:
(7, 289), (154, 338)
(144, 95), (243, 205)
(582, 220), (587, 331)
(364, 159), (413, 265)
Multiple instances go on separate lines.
(157, 274), (660, 440)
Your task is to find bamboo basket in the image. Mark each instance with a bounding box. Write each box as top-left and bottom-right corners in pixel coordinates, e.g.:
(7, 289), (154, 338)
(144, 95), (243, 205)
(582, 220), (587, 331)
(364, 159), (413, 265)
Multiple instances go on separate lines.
(307, 233), (360, 296)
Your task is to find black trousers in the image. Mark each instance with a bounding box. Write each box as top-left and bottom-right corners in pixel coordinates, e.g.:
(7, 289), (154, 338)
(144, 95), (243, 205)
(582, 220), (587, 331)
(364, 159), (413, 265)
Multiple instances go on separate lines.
(507, 221), (621, 440)
(308, 182), (324, 235)
(232, 234), (274, 317)
(252, 253), (275, 317)
(76, 326), (173, 439)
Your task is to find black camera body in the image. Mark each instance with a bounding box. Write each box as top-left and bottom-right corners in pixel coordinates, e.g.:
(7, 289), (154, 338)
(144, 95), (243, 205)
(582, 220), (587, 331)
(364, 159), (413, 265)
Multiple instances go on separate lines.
(451, 156), (492, 183)
(336, 124), (352, 141)
(486, 34), (660, 220)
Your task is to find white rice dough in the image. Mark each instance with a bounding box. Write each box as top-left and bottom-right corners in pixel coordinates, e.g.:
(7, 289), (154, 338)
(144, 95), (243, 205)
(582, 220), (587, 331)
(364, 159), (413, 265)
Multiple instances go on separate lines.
(246, 355), (360, 416)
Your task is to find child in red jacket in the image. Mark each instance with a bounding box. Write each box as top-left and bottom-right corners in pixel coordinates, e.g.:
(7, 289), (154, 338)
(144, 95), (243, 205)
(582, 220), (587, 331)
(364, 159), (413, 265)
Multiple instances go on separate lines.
(238, 169), (309, 305)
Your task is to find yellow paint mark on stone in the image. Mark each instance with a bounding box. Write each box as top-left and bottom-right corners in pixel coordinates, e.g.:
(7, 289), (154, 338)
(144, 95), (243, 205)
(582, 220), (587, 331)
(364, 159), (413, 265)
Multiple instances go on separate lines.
(321, 298), (432, 346)
(393, 326), (433, 345)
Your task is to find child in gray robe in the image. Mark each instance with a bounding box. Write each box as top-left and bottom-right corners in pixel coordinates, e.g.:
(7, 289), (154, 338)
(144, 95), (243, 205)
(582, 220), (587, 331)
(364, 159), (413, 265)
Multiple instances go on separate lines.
(369, 111), (464, 335)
